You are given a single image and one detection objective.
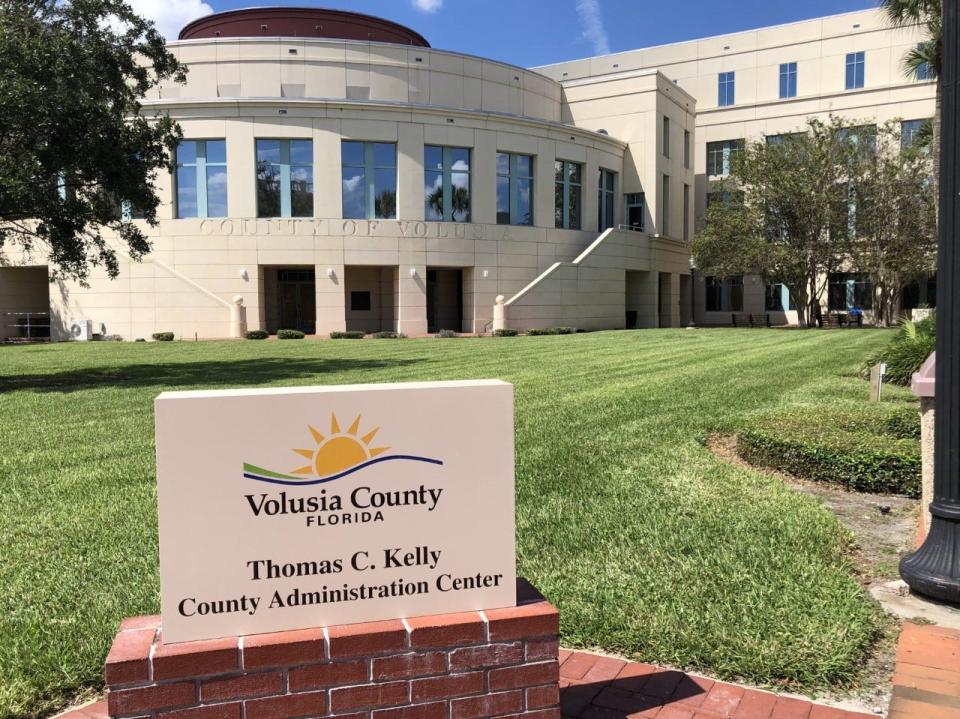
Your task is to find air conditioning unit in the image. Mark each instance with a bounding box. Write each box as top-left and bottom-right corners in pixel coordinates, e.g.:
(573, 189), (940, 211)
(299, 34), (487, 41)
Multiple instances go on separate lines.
(68, 319), (92, 341)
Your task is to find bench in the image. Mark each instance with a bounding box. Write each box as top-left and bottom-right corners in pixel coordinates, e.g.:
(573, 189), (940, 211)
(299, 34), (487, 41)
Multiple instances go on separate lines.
(821, 312), (863, 328)
(732, 313), (785, 327)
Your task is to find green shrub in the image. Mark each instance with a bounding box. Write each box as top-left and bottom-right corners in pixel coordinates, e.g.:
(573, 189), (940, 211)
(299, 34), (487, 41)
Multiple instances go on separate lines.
(525, 327), (576, 336)
(330, 330), (365, 339)
(277, 329), (305, 339)
(151, 332), (174, 342)
(494, 328), (519, 337)
(435, 329), (458, 338)
(884, 409), (922, 439)
(370, 331), (406, 339)
(736, 406), (920, 496)
(862, 313), (935, 386)
(244, 330), (268, 340)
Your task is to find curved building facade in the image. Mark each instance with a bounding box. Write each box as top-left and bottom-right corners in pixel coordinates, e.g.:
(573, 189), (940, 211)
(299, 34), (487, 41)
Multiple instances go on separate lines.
(0, 6), (930, 340)
(2, 7), (694, 340)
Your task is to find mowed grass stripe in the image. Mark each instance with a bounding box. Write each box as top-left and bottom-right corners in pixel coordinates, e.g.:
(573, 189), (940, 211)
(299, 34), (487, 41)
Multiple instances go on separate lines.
(0, 329), (899, 718)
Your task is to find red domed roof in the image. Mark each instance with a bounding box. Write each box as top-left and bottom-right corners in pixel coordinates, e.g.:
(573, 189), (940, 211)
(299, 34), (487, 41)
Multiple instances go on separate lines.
(178, 6), (430, 46)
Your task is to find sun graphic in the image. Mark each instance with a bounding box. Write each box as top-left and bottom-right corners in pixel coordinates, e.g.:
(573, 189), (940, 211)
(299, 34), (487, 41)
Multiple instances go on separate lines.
(291, 413), (390, 478)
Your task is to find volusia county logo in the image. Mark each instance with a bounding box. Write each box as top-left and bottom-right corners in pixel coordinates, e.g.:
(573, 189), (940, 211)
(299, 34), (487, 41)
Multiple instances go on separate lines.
(243, 413), (443, 486)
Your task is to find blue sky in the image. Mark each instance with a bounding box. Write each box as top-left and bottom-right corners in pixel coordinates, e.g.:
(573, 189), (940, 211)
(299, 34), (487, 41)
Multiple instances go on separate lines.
(145, 0), (879, 67)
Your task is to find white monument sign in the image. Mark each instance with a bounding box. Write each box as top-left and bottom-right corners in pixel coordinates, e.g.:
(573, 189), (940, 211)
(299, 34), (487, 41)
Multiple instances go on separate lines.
(156, 380), (516, 643)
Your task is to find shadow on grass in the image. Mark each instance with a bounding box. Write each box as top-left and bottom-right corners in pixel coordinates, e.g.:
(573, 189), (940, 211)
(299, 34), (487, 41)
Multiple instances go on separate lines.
(0, 357), (424, 393)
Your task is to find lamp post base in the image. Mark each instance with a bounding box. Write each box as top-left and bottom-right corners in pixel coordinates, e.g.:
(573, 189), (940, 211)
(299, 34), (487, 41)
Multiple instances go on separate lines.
(900, 513), (960, 604)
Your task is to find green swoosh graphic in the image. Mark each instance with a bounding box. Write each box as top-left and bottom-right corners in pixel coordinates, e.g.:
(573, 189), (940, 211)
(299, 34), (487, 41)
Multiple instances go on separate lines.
(242, 462), (301, 481)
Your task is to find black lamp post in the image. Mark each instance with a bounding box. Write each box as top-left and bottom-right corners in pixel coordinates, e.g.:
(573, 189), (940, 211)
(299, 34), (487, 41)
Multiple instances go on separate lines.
(899, 0), (960, 604)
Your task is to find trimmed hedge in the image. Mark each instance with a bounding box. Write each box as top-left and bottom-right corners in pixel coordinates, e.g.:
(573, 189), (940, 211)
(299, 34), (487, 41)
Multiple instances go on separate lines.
(736, 406), (920, 496)
(330, 330), (365, 339)
(151, 332), (174, 342)
(277, 329), (305, 339)
(526, 326), (577, 336)
(370, 331), (406, 339)
(244, 330), (268, 340)
(493, 328), (518, 337)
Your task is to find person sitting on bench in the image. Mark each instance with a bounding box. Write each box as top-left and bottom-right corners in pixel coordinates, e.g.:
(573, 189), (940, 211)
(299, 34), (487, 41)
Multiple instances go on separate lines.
(848, 305), (864, 327)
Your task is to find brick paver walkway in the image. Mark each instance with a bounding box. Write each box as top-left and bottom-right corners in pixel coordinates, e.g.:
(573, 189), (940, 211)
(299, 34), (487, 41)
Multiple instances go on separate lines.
(888, 622), (960, 719)
(59, 639), (958, 719)
(558, 649), (873, 719)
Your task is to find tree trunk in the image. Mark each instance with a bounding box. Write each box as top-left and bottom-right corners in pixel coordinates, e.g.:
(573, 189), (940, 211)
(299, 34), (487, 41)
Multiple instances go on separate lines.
(796, 291), (809, 328)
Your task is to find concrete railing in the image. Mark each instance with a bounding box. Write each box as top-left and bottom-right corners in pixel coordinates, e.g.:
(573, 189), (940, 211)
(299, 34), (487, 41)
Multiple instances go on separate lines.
(494, 228), (620, 330)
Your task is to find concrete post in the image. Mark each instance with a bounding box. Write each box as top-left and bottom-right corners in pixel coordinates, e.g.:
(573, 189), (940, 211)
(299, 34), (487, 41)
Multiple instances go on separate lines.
(230, 296), (247, 338)
(493, 295), (506, 331)
(911, 353), (936, 538)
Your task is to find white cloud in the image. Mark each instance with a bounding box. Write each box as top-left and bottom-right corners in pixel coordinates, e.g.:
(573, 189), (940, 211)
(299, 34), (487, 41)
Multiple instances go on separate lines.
(575, 0), (610, 55)
(411, 0), (443, 13)
(126, 0), (213, 40)
(207, 170), (227, 187)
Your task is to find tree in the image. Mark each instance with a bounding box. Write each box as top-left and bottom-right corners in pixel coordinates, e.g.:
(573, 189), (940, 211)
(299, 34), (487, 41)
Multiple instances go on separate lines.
(692, 118), (857, 327)
(880, 1), (941, 169)
(427, 185), (470, 221)
(846, 122), (938, 325)
(0, 0), (184, 283)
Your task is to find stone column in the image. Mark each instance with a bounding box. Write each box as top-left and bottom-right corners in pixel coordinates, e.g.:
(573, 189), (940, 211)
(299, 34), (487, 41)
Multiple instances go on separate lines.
(668, 273), (681, 328)
(912, 353), (936, 538)
(397, 264), (428, 336)
(315, 264), (346, 336)
(229, 296), (247, 339)
(627, 271), (659, 329)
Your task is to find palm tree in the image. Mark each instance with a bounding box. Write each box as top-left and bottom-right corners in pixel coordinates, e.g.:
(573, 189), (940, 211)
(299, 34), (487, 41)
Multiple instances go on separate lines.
(880, 1), (942, 173)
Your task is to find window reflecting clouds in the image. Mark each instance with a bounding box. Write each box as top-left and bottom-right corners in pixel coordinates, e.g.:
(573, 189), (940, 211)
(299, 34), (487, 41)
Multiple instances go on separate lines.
(342, 141), (397, 219)
(554, 159), (582, 230)
(497, 152), (533, 226)
(256, 139), (312, 218)
(176, 139), (227, 218)
(424, 145), (471, 222)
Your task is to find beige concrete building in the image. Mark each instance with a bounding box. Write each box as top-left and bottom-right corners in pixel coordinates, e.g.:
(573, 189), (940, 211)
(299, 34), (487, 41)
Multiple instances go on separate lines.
(0, 7), (936, 340)
(536, 7), (937, 326)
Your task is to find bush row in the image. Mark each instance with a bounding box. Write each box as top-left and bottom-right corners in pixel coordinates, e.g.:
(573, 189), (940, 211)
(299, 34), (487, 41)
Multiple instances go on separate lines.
(240, 327), (580, 340)
(526, 327), (576, 335)
(244, 329), (409, 340)
(736, 406), (921, 496)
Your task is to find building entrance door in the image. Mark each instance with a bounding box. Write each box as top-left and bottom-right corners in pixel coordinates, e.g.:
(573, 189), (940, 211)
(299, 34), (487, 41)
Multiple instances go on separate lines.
(426, 268), (463, 333)
(277, 269), (316, 334)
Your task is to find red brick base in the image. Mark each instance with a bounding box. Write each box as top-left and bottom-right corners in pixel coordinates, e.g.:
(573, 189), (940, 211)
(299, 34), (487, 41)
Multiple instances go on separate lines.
(104, 582), (559, 719)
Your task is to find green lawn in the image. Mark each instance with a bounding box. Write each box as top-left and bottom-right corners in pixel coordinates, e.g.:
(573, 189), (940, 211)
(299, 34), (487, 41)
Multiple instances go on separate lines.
(0, 329), (910, 718)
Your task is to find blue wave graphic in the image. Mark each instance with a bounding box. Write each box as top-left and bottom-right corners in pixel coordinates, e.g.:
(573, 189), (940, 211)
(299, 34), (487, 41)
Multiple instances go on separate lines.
(244, 454), (444, 486)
